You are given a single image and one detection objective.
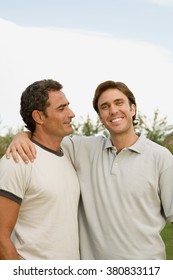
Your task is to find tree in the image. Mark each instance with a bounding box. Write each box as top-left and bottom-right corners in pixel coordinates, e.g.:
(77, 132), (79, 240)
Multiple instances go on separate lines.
(72, 114), (109, 137)
(0, 125), (25, 158)
(163, 132), (173, 154)
(137, 109), (173, 147)
(0, 130), (13, 158)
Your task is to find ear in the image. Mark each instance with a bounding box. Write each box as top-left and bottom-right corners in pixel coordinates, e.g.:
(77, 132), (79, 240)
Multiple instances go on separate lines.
(32, 110), (44, 125)
(130, 104), (136, 117)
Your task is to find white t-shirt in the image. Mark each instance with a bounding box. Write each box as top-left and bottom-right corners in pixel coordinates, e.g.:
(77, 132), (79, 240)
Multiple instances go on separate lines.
(0, 142), (80, 260)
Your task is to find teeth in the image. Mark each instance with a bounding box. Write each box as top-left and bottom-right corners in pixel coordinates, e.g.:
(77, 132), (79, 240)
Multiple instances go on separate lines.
(111, 118), (122, 122)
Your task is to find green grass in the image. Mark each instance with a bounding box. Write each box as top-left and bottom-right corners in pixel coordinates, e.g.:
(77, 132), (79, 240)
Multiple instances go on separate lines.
(161, 223), (173, 260)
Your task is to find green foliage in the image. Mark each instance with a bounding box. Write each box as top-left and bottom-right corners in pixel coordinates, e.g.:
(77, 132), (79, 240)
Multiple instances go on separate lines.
(161, 223), (173, 260)
(137, 109), (173, 148)
(0, 130), (13, 158)
(163, 132), (173, 154)
(0, 126), (25, 158)
(72, 114), (109, 137)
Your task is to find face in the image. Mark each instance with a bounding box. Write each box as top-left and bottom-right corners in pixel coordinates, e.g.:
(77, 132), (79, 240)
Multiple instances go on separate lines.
(97, 88), (136, 137)
(39, 90), (75, 139)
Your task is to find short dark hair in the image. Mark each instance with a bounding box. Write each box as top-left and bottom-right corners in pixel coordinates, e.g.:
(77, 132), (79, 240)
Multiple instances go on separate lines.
(20, 79), (62, 133)
(93, 80), (137, 125)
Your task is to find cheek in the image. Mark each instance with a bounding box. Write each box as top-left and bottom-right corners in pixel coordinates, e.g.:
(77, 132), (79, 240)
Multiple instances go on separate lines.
(99, 109), (108, 118)
(98, 113), (105, 124)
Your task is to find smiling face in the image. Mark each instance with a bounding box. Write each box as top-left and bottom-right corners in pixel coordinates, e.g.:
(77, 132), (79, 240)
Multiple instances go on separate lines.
(97, 88), (136, 137)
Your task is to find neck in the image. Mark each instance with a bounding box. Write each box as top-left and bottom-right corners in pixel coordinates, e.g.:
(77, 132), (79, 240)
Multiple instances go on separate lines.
(31, 133), (62, 152)
(110, 132), (138, 153)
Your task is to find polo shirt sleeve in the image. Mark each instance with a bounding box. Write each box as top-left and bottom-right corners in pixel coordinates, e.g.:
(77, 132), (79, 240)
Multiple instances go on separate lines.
(62, 136), (81, 166)
(159, 157), (173, 223)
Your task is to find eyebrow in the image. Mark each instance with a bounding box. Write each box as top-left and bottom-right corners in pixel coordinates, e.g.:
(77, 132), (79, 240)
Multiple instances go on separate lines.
(57, 102), (70, 109)
(100, 98), (124, 107)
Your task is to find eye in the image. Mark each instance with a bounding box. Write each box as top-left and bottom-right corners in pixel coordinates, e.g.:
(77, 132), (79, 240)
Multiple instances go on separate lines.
(57, 105), (66, 111)
(116, 100), (124, 106)
(101, 104), (109, 110)
(59, 107), (65, 111)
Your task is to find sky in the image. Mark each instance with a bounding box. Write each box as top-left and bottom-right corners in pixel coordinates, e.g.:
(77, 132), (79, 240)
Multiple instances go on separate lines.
(0, 0), (173, 135)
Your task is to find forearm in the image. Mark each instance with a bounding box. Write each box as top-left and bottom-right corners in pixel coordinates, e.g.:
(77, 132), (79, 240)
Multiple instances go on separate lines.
(0, 238), (20, 260)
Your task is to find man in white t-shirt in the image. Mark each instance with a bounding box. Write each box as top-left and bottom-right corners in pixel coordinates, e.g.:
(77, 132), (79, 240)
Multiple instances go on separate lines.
(0, 79), (80, 260)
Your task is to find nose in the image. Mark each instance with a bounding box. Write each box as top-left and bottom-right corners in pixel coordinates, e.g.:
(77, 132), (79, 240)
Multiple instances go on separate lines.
(69, 108), (75, 118)
(109, 104), (118, 115)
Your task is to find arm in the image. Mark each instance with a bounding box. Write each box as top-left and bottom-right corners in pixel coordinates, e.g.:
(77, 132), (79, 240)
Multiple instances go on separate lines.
(0, 196), (20, 259)
(6, 131), (36, 163)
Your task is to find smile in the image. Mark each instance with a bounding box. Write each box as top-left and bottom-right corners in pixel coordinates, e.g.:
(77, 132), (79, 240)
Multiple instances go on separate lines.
(111, 117), (123, 122)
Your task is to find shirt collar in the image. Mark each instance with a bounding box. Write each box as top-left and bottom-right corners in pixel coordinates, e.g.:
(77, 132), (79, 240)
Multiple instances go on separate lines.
(104, 133), (146, 154)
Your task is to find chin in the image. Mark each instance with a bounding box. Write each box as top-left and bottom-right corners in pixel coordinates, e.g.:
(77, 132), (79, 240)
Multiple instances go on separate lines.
(67, 128), (73, 135)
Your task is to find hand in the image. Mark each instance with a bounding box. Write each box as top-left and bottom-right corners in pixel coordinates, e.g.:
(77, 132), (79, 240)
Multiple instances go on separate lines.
(6, 132), (36, 163)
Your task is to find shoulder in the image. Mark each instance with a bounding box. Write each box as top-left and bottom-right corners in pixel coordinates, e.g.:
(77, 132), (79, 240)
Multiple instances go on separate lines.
(62, 135), (108, 158)
(144, 137), (173, 168)
(135, 133), (173, 162)
(63, 134), (107, 145)
(0, 153), (26, 167)
(146, 137), (172, 155)
(0, 153), (32, 175)
(62, 135), (107, 152)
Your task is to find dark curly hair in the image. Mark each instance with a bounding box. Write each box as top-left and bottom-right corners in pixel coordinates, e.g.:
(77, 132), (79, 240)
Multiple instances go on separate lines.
(20, 79), (62, 133)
